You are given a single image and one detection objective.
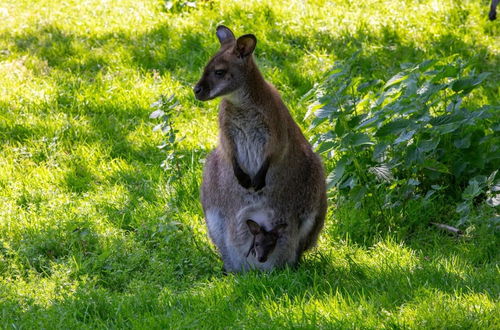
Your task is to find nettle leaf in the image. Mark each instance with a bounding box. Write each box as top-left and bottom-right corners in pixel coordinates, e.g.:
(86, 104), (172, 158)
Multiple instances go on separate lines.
(314, 105), (336, 119)
(152, 123), (163, 132)
(150, 109), (165, 119)
(414, 59), (437, 72)
(316, 141), (336, 154)
(471, 175), (487, 186)
(467, 107), (493, 121)
(487, 170), (498, 186)
(305, 101), (325, 119)
(326, 157), (349, 189)
(384, 72), (409, 89)
(357, 79), (382, 92)
(423, 159), (450, 174)
(434, 121), (463, 134)
(376, 119), (413, 137)
(451, 72), (491, 93)
(417, 139), (440, 152)
(327, 67), (346, 80)
(157, 142), (168, 149)
(462, 180), (482, 200)
(342, 132), (374, 147)
(150, 100), (164, 108)
(369, 164), (394, 182)
(430, 65), (460, 83)
(340, 176), (356, 189)
(403, 76), (418, 97)
(355, 95), (374, 113)
(309, 116), (328, 130)
(335, 120), (347, 136)
(417, 82), (445, 99)
(394, 129), (416, 144)
(378, 87), (403, 107)
(356, 115), (380, 129)
(347, 115), (363, 129)
(430, 114), (462, 126)
(424, 190), (436, 201)
(373, 142), (389, 162)
(486, 195), (500, 207)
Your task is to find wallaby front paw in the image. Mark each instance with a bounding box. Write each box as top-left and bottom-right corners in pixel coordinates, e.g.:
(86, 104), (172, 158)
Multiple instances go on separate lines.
(237, 175), (252, 189)
(233, 156), (252, 189)
(252, 176), (266, 191)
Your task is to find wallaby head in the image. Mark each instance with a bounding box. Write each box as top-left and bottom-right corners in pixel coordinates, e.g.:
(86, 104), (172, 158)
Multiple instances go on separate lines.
(194, 25), (257, 101)
(246, 219), (287, 263)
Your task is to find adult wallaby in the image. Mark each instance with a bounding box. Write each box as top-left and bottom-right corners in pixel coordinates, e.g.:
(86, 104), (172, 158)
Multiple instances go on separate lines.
(195, 26), (327, 272)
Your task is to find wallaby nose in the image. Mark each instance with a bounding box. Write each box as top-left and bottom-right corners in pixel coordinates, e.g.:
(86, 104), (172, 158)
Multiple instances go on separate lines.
(258, 256), (267, 263)
(194, 85), (202, 95)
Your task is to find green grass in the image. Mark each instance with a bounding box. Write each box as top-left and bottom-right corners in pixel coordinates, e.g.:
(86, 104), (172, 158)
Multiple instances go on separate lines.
(0, 0), (499, 328)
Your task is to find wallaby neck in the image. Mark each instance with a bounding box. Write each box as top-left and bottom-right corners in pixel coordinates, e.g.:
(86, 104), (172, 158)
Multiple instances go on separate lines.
(224, 59), (270, 108)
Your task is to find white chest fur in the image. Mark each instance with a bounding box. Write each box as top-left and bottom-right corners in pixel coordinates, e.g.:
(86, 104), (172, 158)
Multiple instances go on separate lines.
(229, 110), (268, 177)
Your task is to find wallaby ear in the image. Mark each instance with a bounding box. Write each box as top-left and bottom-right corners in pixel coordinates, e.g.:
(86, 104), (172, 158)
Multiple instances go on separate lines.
(272, 223), (287, 236)
(216, 25), (235, 45)
(246, 219), (261, 235)
(236, 34), (257, 58)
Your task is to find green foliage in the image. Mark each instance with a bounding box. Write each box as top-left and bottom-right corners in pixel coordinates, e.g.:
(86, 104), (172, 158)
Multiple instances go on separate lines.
(150, 94), (184, 180)
(308, 56), (499, 228)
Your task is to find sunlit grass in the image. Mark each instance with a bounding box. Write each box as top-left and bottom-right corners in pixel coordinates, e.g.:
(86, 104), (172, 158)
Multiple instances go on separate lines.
(0, 0), (498, 328)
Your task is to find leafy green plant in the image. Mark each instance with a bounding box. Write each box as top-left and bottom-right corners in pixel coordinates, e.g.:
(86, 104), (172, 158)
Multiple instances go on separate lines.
(307, 56), (499, 228)
(150, 94), (184, 181)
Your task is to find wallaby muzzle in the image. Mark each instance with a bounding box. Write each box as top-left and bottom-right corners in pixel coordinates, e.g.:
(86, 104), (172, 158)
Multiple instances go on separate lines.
(193, 81), (211, 101)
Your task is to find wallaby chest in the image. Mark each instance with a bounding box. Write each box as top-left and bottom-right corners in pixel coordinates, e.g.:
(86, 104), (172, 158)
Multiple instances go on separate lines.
(225, 107), (269, 177)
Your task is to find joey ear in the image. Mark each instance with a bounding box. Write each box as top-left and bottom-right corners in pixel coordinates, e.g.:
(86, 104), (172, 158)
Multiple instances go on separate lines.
(246, 219), (261, 235)
(216, 25), (235, 45)
(236, 34), (257, 58)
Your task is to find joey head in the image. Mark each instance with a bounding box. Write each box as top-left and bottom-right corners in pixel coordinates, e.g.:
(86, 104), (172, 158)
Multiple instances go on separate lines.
(246, 219), (287, 263)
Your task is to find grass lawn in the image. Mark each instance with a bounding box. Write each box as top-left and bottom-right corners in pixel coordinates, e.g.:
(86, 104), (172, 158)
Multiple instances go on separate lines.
(0, 0), (499, 328)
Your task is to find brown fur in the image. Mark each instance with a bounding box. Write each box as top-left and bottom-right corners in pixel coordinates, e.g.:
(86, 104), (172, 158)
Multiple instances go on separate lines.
(195, 26), (327, 272)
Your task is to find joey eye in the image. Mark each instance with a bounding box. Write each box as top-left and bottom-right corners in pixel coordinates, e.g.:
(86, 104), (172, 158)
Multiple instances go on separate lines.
(214, 69), (226, 77)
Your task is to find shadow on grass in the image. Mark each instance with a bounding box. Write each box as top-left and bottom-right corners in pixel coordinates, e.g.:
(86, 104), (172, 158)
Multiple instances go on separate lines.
(3, 242), (497, 327)
(2, 15), (498, 102)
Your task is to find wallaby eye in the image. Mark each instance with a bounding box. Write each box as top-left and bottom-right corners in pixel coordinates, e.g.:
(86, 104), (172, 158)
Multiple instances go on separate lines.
(214, 69), (226, 77)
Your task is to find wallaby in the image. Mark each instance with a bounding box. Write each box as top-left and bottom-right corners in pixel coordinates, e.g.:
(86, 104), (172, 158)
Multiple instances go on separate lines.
(246, 219), (287, 263)
(195, 26), (327, 272)
(490, 0), (499, 20)
(217, 204), (292, 271)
